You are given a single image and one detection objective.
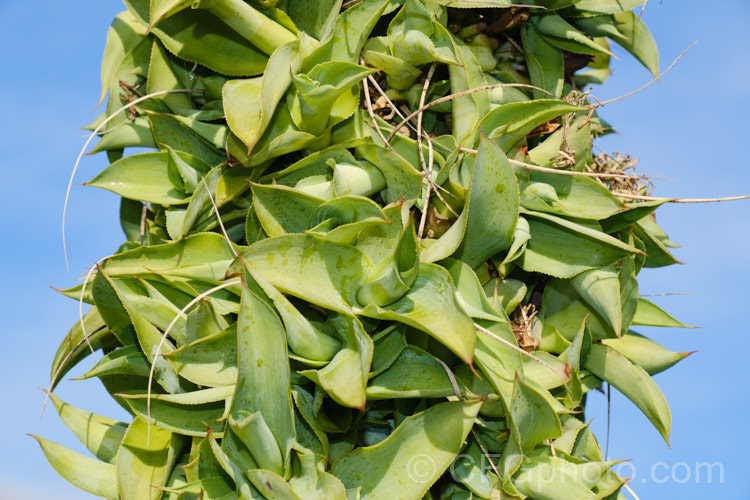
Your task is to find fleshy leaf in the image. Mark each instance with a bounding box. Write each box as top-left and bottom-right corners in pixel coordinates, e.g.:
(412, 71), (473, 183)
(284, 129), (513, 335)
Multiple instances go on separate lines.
(102, 233), (236, 283)
(49, 394), (127, 464)
(228, 411), (284, 475)
(522, 23), (564, 99)
(288, 452), (347, 500)
(300, 313), (373, 410)
(576, 11), (658, 76)
(366, 346), (461, 399)
(240, 234), (373, 313)
(224, 34), (316, 153)
(533, 14), (614, 56)
(387, 0), (459, 67)
(331, 400), (482, 499)
(584, 344), (671, 444)
(166, 324), (238, 387)
(355, 143), (423, 205)
(86, 151), (211, 205)
(632, 297), (693, 328)
(121, 391), (231, 438)
(116, 417), (182, 500)
(233, 268), (296, 461)
(357, 216), (419, 306)
(570, 265), (622, 337)
(509, 375), (562, 452)
(481, 100), (583, 152)
(520, 211), (641, 278)
(252, 183), (324, 237)
(358, 262), (476, 365)
(453, 135), (520, 267)
(602, 331), (692, 375)
(31, 436), (118, 499)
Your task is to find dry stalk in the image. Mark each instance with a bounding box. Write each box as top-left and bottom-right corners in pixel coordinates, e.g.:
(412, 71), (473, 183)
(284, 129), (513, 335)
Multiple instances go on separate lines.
(64, 89), (204, 272)
(386, 82), (558, 144)
(416, 63), (437, 245)
(362, 70), (394, 152)
(364, 74), (460, 217)
(146, 279), (241, 442)
(593, 42), (696, 108)
(614, 193), (750, 203)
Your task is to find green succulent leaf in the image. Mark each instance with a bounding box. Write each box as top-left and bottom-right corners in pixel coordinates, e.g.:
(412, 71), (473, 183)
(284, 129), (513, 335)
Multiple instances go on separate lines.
(481, 100), (583, 152)
(31, 435), (119, 499)
(124, 397), (228, 438)
(453, 135), (520, 267)
(331, 400), (482, 499)
(533, 14), (614, 56)
(116, 417), (182, 500)
(359, 262), (476, 365)
(224, 34), (317, 153)
(585, 344), (671, 444)
(602, 331), (693, 375)
(366, 345), (461, 399)
(91, 117), (156, 154)
(233, 267), (296, 461)
(240, 234), (373, 313)
(388, 0), (459, 67)
(521, 210), (642, 278)
(632, 297), (693, 328)
(522, 23), (564, 99)
(300, 313), (373, 409)
(575, 11), (659, 76)
(49, 394), (127, 464)
(566, 0), (647, 16)
(86, 151), (211, 205)
(49, 307), (112, 389)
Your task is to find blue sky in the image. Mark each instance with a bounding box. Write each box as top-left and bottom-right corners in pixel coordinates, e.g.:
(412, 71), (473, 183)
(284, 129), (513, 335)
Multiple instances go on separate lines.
(1, 1), (748, 498)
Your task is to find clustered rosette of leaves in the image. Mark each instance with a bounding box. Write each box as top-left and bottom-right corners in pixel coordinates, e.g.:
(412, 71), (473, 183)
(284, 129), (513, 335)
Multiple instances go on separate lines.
(35, 0), (694, 499)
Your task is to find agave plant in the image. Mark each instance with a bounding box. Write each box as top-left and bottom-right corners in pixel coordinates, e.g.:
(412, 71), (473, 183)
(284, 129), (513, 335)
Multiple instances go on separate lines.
(34, 0), (695, 498)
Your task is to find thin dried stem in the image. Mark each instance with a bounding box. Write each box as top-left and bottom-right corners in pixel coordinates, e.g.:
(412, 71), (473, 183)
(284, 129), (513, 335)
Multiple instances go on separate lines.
(510, 159), (640, 180)
(594, 43), (696, 107)
(429, 178), (460, 218)
(341, 0), (365, 9)
(471, 429), (502, 478)
(606, 382), (611, 459)
(416, 63), (437, 245)
(63, 89), (203, 272)
(613, 193), (750, 203)
(146, 279), (241, 442)
(362, 70), (395, 152)
(202, 177), (239, 258)
(639, 0), (649, 18)
(360, 87), (638, 190)
(623, 482), (642, 500)
(366, 75), (417, 134)
(364, 75), (459, 218)
(434, 357), (465, 401)
(139, 203), (148, 245)
(458, 146), (646, 180)
(386, 83), (559, 144)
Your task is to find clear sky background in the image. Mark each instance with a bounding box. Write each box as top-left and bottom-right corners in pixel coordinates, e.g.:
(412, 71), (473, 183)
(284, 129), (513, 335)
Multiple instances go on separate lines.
(0, 1), (748, 498)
